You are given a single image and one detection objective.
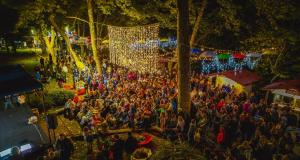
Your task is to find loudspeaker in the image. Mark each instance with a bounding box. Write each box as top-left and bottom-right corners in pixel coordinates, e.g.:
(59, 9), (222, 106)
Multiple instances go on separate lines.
(46, 114), (58, 129)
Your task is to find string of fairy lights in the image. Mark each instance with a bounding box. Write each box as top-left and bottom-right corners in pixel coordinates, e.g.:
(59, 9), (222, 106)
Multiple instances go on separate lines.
(108, 24), (159, 73)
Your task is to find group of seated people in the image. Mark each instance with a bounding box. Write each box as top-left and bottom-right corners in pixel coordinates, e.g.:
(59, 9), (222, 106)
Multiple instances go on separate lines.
(60, 63), (300, 160)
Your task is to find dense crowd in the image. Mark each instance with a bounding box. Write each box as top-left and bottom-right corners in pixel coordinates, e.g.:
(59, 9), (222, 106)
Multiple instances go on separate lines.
(35, 52), (300, 160)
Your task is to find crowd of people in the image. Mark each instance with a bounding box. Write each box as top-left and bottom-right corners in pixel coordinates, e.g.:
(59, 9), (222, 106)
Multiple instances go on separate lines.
(35, 51), (300, 160)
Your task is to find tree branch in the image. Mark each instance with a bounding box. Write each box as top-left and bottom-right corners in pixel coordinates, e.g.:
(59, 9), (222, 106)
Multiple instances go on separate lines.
(66, 16), (106, 25)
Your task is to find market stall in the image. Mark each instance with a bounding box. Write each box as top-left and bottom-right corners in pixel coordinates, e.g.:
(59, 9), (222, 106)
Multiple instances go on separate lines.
(209, 69), (260, 94)
(263, 79), (300, 110)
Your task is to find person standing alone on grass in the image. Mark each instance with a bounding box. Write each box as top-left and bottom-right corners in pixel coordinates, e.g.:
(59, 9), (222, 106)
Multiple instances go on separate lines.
(4, 95), (14, 110)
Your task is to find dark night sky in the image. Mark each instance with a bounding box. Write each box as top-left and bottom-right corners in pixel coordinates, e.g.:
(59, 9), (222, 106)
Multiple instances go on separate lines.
(0, 4), (18, 35)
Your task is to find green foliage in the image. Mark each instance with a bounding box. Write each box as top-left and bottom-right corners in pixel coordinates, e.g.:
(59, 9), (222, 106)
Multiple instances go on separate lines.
(27, 89), (74, 110)
(241, 0), (300, 80)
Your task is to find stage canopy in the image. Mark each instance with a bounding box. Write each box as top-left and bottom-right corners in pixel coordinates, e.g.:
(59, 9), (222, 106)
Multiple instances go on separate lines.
(0, 65), (43, 98)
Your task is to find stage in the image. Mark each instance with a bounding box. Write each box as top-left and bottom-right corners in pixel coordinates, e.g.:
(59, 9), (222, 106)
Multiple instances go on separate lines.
(0, 105), (48, 155)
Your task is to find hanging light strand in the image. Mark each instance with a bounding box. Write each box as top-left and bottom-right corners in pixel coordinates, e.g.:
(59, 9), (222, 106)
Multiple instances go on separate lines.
(108, 24), (159, 73)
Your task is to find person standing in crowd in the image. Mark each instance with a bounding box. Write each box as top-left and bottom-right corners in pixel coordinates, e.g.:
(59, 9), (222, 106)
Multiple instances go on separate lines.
(40, 57), (45, 68)
(64, 99), (75, 119)
(83, 127), (94, 153)
(35, 71), (41, 81)
(62, 64), (68, 83)
(111, 135), (124, 160)
(217, 127), (225, 147)
(55, 134), (74, 160)
(124, 132), (138, 157)
(188, 119), (196, 144)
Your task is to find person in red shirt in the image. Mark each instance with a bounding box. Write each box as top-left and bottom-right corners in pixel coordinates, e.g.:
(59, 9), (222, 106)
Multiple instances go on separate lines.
(73, 94), (79, 104)
(217, 127), (225, 145)
(217, 99), (225, 111)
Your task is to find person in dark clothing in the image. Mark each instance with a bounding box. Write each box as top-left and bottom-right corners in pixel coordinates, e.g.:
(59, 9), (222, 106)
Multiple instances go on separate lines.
(40, 57), (45, 68)
(286, 111), (298, 127)
(83, 127), (94, 153)
(55, 134), (74, 160)
(96, 143), (110, 160)
(111, 135), (124, 160)
(253, 138), (273, 160)
(49, 54), (53, 65)
(124, 132), (138, 155)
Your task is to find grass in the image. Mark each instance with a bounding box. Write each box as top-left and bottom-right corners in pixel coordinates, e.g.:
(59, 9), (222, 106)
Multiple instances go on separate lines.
(0, 48), (42, 54)
(0, 48), (42, 73)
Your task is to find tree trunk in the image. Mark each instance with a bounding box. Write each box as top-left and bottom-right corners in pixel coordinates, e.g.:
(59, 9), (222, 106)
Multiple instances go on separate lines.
(96, 14), (99, 48)
(177, 0), (191, 113)
(49, 15), (84, 70)
(38, 34), (47, 54)
(43, 28), (57, 64)
(189, 0), (207, 47)
(87, 0), (102, 75)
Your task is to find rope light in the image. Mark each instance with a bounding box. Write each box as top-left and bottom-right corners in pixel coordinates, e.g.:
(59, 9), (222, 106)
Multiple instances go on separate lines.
(108, 24), (159, 73)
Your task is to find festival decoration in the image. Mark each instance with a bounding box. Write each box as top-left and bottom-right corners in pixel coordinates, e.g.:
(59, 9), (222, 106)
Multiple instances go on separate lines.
(233, 53), (246, 59)
(200, 52), (261, 74)
(217, 53), (230, 60)
(108, 24), (159, 73)
(198, 50), (216, 59)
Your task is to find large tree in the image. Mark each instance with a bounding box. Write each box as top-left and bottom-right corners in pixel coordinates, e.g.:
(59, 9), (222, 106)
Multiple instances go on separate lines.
(16, 1), (56, 61)
(177, 0), (191, 113)
(16, 0), (84, 69)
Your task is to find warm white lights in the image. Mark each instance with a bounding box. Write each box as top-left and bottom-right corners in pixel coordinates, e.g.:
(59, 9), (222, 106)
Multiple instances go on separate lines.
(108, 24), (159, 73)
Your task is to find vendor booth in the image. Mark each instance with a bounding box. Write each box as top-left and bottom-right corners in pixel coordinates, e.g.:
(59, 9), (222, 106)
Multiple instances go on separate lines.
(263, 79), (300, 110)
(209, 69), (260, 94)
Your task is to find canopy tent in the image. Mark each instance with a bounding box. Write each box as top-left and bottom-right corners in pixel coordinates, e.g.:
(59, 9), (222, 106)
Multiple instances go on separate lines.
(221, 69), (261, 86)
(209, 69), (260, 94)
(263, 79), (300, 95)
(263, 79), (300, 107)
(217, 53), (231, 60)
(233, 53), (246, 59)
(271, 89), (300, 100)
(0, 65), (43, 98)
(246, 52), (262, 58)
